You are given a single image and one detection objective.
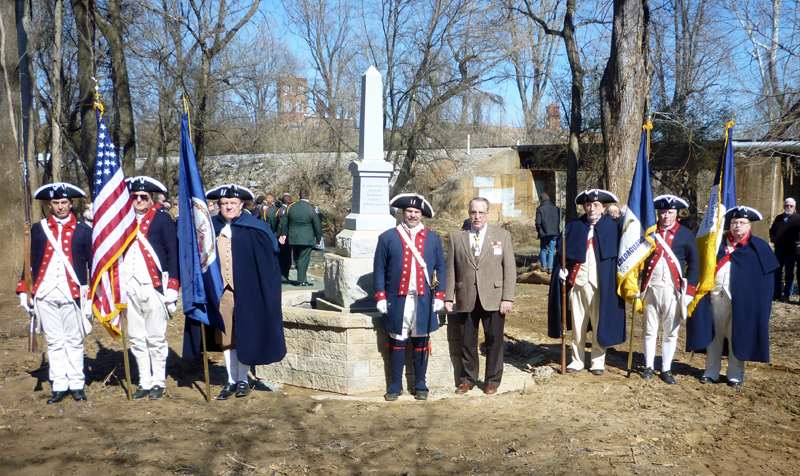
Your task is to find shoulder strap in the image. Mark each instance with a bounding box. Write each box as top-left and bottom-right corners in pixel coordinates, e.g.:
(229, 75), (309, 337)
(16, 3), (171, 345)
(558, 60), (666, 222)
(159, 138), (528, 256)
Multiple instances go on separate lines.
(395, 225), (431, 287)
(39, 219), (81, 285)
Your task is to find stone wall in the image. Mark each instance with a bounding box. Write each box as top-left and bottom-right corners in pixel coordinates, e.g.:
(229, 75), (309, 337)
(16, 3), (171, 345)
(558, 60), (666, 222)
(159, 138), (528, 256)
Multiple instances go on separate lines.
(257, 304), (459, 394)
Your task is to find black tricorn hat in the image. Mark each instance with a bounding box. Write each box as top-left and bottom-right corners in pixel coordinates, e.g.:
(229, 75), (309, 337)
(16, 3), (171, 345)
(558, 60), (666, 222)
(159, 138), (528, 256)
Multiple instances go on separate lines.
(653, 194), (689, 210)
(125, 176), (168, 194)
(575, 188), (619, 205)
(33, 182), (86, 200)
(725, 205), (762, 222)
(206, 184), (255, 201)
(390, 193), (434, 218)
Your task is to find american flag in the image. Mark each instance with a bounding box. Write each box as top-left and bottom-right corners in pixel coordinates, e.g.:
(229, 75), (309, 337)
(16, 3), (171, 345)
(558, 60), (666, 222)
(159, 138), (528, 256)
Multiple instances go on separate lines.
(89, 111), (137, 336)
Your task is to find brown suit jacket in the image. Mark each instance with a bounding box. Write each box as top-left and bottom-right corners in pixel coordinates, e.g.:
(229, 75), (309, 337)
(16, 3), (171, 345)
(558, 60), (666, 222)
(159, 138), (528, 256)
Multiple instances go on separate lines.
(445, 224), (516, 312)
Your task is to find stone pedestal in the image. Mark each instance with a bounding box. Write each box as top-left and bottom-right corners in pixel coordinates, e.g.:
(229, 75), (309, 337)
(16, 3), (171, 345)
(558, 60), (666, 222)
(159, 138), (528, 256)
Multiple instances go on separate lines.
(257, 305), (458, 394)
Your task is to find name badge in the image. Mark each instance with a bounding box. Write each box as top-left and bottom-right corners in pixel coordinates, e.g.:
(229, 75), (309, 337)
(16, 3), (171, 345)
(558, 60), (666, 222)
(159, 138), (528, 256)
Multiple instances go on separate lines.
(492, 241), (502, 256)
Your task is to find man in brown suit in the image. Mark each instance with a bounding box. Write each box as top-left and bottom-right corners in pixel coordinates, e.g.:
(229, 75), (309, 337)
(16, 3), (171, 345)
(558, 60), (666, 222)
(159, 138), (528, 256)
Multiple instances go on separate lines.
(445, 197), (516, 395)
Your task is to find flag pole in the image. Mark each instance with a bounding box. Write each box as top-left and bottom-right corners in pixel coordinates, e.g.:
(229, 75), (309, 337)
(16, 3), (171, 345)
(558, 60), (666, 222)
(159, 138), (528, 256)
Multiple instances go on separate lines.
(184, 95), (212, 402)
(560, 231), (567, 375)
(626, 300), (635, 378)
(120, 309), (133, 399)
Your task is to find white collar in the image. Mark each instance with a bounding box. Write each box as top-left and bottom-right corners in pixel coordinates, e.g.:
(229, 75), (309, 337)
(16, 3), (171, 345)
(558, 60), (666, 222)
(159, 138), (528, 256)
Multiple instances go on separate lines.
(402, 222), (424, 235)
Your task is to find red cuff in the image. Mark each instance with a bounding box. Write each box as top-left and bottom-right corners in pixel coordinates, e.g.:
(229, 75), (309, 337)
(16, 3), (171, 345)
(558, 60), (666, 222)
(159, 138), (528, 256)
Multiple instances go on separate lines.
(374, 290), (386, 300)
(434, 291), (445, 300)
(685, 283), (697, 296)
(15, 280), (27, 294)
(167, 278), (180, 291)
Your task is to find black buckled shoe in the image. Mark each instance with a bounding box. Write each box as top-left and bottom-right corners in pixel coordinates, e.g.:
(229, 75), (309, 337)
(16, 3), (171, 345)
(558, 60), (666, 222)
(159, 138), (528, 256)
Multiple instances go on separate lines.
(235, 381), (251, 398)
(149, 386), (165, 400)
(590, 369), (604, 376)
(659, 371), (676, 385)
(699, 376), (719, 384)
(727, 380), (742, 389)
(47, 390), (69, 404)
(384, 392), (400, 401)
(71, 389), (87, 401)
(216, 383), (237, 400)
(132, 386), (150, 400)
(642, 367), (655, 380)
(414, 390), (429, 401)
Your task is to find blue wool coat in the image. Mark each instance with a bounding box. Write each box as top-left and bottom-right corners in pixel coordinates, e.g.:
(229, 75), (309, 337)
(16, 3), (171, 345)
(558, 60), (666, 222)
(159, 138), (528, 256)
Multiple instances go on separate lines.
(547, 215), (626, 347)
(685, 234), (778, 362)
(373, 227), (446, 337)
(141, 209), (180, 293)
(183, 213), (286, 365)
(30, 217), (92, 288)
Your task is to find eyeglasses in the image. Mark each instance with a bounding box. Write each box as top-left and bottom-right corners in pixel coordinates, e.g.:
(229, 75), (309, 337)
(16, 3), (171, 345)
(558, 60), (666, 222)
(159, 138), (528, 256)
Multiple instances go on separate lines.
(132, 194), (151, 202)
(469, 210), (487, 216)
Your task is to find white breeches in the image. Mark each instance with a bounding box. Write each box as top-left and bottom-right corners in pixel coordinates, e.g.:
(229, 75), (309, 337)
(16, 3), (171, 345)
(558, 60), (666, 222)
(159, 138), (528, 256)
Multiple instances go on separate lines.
(704, 293), (745, 383)
(389, 294), (427, 341)
(223, 349), (250, 385)
(35, 294), (85, 391)
(643, 286), (681, 371)
(127, 283), (169, 389)
(568, 283), (605, 371)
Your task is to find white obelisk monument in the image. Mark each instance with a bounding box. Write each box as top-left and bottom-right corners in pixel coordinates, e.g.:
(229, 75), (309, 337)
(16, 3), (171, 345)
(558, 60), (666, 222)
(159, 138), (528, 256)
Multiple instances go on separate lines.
(320, 66), (395, 311)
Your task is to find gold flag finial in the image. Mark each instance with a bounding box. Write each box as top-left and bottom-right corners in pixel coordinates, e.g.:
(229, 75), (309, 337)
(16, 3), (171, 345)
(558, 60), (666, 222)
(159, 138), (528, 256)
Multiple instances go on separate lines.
(92, 76), (105, 117)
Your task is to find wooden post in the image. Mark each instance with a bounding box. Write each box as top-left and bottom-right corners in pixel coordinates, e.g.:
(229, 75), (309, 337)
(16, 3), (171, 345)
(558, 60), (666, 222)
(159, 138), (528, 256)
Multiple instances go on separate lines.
(201, 322), (211, 402)
(120, 309), (132, 399)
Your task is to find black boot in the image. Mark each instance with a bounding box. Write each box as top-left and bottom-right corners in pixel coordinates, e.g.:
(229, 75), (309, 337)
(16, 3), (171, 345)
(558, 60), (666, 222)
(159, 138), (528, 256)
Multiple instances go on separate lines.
(385, 338), (406, 401)
(411, 337), (430, 400)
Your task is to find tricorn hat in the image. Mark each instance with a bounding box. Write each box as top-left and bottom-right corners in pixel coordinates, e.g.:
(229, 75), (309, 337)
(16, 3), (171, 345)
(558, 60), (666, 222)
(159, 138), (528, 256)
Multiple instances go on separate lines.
(33, 182), (86, 200)
(125, 176), (168, 194)
(390, 193), (434, 218)
(725, 205), (762, 222)
(575, 188), (619, 205)
(653, 194), (689, 210)
(206, 184), (255, 201)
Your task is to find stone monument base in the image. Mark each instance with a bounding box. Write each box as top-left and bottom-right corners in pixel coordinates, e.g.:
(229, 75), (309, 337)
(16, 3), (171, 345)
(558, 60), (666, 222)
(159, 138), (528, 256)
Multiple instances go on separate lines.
(322, 253), (376, 311)
(257, 303), (458, 394)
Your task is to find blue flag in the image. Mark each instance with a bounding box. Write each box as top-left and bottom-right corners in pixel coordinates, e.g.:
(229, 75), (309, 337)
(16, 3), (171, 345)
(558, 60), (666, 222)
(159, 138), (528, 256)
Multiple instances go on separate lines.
(617, 121), (657, 309)
(177, 113), (224, 328)
(689, 121), (736, 315)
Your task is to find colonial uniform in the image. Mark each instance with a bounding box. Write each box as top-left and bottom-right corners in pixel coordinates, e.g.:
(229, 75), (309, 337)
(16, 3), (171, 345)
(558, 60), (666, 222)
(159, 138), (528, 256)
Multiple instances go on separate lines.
(686, 206), (778, 387)
(123, 177), (179, 399)
(373, 194), (446, 401)
(194, 184), (286, 400)
(16, 183), (92, 403)
(279, 198), (322, 286)
(548, 189), (626, 374)
(640, 195), (699, 383)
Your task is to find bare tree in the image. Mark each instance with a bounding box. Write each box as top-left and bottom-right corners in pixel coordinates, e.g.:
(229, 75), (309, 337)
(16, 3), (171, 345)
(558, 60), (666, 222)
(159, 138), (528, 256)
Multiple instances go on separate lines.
(364, 0), (504, 195)
(599, 0), (651, 202)
(512, 0), (587, 219)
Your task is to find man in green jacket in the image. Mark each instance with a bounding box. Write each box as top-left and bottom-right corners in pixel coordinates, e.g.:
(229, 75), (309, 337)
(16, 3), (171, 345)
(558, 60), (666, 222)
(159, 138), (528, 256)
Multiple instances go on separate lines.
(278, 190), (322, 286)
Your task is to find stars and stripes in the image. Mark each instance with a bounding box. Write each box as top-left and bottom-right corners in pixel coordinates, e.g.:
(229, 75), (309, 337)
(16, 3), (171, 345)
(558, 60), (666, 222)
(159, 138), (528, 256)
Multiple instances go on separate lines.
(90, 111), (137, 336)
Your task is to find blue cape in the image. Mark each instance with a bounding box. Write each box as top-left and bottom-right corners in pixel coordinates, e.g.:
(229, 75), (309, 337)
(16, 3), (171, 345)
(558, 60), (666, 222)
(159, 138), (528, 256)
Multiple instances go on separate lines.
(547, 215), (626, 347)
(183, 213), (285, 365)
(685, 235), (778, 362)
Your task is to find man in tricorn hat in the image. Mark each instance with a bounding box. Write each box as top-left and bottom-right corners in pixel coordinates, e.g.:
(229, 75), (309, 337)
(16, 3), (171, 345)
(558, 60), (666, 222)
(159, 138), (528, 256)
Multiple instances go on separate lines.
(686, 206), (778, 388)
(548, 188), (626, 375)
(16, 183), (92, 404)
(184, 184), (286, 400)
(640, 195), (699, 384)
(122, 176), (179, 400)
(373, 193), (446, 401)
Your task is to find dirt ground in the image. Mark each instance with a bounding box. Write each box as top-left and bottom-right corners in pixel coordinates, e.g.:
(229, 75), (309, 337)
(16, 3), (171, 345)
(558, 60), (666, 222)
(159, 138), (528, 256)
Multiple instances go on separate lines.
(1, 233), (799, 474)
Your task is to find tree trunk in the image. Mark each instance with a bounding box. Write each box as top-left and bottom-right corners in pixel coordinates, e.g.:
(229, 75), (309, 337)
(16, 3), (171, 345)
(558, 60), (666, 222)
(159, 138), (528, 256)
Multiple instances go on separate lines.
(50, 0), (63, 181)
(96, 0), (136, 174)
(0, 1), (26, 290)
(194, 53), (210, 175)
(599, 0), (650, 204)
(71, 0), (96, 189)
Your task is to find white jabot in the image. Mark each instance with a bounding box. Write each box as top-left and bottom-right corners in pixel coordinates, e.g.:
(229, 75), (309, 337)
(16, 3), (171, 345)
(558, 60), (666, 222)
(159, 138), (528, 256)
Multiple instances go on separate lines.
(220, 224), (232, 238)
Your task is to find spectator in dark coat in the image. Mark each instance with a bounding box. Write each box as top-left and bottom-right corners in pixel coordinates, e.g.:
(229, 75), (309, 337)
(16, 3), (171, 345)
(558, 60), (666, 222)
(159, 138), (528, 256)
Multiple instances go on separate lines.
(769, 197), (800, 301)
(535, 193), (560, 274)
